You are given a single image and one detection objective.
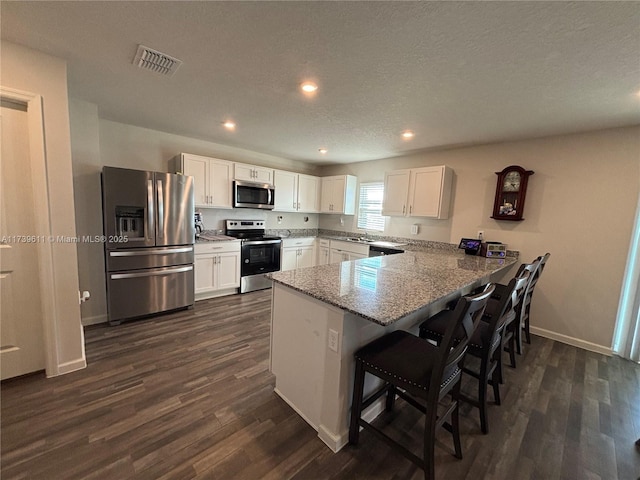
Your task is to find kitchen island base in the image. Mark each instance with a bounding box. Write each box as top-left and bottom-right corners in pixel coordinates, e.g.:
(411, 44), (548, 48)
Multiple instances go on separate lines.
(269, 282), (458, 452)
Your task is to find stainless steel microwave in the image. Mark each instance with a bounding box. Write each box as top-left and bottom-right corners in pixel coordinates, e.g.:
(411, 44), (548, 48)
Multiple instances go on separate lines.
(233, 180), (275, 210)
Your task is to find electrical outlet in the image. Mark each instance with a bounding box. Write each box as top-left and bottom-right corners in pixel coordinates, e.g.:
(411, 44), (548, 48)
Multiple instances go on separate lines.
(477, 230), (484, 240)
(328, 329), (339, 352)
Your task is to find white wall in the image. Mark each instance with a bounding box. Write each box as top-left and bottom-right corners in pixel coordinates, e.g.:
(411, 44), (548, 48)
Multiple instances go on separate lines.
(319, 126), (640, 352)
(69, 105), (320, 324)
(1, 42), (86, 374)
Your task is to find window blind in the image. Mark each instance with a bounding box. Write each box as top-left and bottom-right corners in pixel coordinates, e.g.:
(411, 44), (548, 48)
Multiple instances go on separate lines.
(357, 182), (385, 231)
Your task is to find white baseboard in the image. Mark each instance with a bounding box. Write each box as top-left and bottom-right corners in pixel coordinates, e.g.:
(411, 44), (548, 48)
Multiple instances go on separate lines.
(275, 387), (386, 453)
(48, 357), (87, 377)
(530, 327), (612, 356)
(81, 313), (108, 326)
(195, 288), (238, 302)
(273, 387), (320, 431)
(317, 397), (387, 453)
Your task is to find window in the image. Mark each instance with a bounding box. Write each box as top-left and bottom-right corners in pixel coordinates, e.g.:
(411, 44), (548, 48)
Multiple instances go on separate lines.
(357, 182), (385, 231)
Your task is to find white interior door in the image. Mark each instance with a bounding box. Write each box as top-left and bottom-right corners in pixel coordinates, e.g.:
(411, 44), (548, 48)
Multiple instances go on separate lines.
(0, 103), (46, 380)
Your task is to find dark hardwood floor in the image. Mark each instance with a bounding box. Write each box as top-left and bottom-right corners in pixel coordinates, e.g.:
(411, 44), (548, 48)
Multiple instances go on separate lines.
(2, 290), (639, 479)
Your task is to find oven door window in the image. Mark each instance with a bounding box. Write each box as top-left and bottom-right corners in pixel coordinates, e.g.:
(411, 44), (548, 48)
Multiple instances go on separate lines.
(242, 243), (281, 275)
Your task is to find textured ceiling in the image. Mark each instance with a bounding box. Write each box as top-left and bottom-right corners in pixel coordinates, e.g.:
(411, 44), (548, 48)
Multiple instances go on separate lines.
(2, 1), (639, 164)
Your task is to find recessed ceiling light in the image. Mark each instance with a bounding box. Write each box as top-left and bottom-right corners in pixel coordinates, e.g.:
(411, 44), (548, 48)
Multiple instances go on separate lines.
(223, 121), (236, 131)
(401, 130), (415, 139)
(301, 81), (318, 93)
(318, 148), (328, 154)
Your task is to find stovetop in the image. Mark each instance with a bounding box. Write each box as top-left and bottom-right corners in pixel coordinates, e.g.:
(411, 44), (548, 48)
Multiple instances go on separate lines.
(225, 219), (281, 242)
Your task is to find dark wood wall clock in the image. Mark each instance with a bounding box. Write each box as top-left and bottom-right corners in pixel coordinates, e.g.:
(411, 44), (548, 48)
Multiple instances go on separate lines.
(491, 165), (534, 221)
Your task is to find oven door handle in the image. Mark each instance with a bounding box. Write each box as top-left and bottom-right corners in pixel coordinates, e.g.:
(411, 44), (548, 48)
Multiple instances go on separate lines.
(243, 239), (281, 246)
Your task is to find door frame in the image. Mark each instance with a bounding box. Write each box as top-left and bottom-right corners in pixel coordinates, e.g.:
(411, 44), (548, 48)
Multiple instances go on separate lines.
(1, 86), (59, 377)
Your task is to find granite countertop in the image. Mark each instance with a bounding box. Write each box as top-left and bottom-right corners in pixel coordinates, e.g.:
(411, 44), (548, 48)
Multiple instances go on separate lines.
(195, 231), (238, 242)
(268, 250), (517, 326)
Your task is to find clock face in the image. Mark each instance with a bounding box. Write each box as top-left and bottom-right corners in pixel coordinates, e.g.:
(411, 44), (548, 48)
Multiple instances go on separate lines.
(503, 171), (521, 192)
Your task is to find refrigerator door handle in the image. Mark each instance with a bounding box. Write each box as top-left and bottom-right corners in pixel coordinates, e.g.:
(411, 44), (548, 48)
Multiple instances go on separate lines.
(110, 265), (193, 280)
(146, 179), (155, 241)
(156, 179), (164, 238)
(109, 246), (194, 257)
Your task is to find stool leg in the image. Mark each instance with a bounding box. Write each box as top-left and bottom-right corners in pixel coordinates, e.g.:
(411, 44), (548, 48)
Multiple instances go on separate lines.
(385, 384), (396, 412)
(478, 359), (489, 434)
(450, 384), (463, 460)
(349, 360), (366, 445)
(492, 367), (501, 406)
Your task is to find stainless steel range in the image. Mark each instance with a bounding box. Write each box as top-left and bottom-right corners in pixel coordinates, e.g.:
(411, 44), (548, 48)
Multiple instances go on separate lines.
(225, 220), (282, 293)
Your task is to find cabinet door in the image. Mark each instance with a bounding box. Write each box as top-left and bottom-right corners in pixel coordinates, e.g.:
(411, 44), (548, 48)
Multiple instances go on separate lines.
(209, 159), (233, 209)
(297, 174), (320, 213)
(382, 170), (410, 216)
(318, 247), (330, 265)
(253, 166), (274, 184)
(234, 163), (255, 182)
(234, 163), (273, 184)
(274, 170), (298, 212)
(350, 252), (368, 261)
(408, 167), (443, 217)
(330, 249), (349, 264)
(194, 255), (216, 293)
(216, 252), (241, 289)
(320, 177), (335, 213)
(182, 154), (209, 206)
(281, 248), (299, 271)
(331, 176), (347, 214)
(297, 245), (316, 269)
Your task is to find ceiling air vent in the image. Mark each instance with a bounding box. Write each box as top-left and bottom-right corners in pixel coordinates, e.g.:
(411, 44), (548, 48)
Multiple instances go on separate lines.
(133, 45), (182, 77)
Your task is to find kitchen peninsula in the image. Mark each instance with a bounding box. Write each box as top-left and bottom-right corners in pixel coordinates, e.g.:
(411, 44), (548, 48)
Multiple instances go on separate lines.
(269, 249), (517, 452)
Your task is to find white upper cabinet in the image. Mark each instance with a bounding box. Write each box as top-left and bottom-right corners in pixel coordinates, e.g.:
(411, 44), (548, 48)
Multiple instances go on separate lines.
(274, 170), (320, 213)
(234, 163), (274, 184)
(297, 174), (321, 213)
(382, 166), (453, 219)
(274, 170), (297, 212)
(320, 175), (357, 214)
(381, 170), (411, 216)
(172, 153), (233, 209)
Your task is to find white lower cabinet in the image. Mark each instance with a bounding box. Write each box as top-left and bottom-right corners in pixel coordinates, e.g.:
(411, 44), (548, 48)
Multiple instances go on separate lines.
(281, 238), (316, 271)
(194, 241), (241, 300)
(317, 238), (330, 265)
(328, 240), (369, 263)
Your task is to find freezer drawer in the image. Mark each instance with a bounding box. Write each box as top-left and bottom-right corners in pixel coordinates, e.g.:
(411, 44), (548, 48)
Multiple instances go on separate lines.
(106, 246), (194, 272)
(107, 264), (194, 324)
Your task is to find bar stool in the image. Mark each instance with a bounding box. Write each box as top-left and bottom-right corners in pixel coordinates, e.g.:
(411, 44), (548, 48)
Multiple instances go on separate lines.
(349, 285), (494, 480)
(521, 253), (551, 346)
(418, 271), (529, 434)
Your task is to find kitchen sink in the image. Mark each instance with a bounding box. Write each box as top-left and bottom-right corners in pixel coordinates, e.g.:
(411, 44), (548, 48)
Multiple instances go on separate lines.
(345, 237), (374, 243)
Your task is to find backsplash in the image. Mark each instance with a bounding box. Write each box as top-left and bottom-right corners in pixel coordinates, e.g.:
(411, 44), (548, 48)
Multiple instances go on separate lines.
(273, 228), (519, 257)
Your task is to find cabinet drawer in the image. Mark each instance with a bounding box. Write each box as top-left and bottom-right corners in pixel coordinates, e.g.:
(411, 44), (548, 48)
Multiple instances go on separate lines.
(318, 238), (330, 248)
(282, 237), (315, 248)
(329, 240), (369, 256)
(195, 241), (240, 255)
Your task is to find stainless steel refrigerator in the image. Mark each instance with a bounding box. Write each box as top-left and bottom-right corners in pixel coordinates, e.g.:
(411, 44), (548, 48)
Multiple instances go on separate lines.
(102, 167), (195, 325)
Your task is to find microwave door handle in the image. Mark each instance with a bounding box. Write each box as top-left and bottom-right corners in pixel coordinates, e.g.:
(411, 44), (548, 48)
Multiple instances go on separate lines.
(156, 179), (164, 239)
(146, 179), (154, 242)
(268, 188), (272, 206)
